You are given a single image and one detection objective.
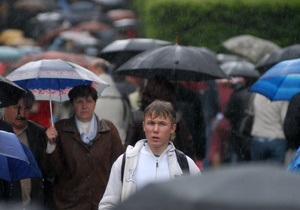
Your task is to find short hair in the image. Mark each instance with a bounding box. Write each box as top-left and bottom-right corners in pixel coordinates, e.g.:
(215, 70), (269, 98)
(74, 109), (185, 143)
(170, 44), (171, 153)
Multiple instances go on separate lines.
(141, 77), (176, 111)
(68, 85), (98, 103)
(144, 100), (176, 124)
(21, 89), (35, 108)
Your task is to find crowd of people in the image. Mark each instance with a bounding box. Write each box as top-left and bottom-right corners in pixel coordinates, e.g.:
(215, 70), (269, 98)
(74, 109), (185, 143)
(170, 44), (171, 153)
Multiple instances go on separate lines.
(0, 0), (299, 210)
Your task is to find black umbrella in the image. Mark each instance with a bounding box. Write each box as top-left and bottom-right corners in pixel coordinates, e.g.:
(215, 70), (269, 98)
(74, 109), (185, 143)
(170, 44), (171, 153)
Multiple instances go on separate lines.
(0, 75), (26, 108)
(100, 38), (173, 68)
(256, 44), (300, 73)
(220, 60), (260, 78)
(115, 44), (228, 81)
(115, 163), (300, 210)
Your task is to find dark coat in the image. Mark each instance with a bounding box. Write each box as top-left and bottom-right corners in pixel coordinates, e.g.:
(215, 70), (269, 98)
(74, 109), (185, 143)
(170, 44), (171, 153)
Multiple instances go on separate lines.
(0, 120), (51, 209)
(43, 116), (124, 210)
(0, 119), (13, 133)
(284, 93), (300, 150)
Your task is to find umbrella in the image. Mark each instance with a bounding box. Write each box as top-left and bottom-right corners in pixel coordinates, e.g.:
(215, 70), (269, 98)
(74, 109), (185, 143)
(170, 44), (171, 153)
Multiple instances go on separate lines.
(217, 53), (246, 64)
(59, 31), (100, 47)
(6, 59), (109, 124)
(71, 21), (111, 33)
(0, 46), (24, 63)
(220, 60), (260, 78)
(107, 9), (137, 21)
(0, 131), (42, 182)
(100, 38), (173, 68)
(222, 34), (281, 63)
(0, 75), (26, 108)
(256, 44), (300, 73)
(14, 50), (96, 68)
(115, 163), (300, 210)
(250, 58), (300, 101)
(115, 44), (228, 81)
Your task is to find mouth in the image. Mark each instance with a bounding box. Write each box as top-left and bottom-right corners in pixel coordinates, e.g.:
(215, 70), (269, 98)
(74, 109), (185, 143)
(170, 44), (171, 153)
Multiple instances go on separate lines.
(16, 115), (26, 120)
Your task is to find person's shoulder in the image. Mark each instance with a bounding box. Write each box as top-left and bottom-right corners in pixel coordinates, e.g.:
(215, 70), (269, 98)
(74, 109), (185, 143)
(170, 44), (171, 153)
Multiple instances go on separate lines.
(27, 120), (46, 131)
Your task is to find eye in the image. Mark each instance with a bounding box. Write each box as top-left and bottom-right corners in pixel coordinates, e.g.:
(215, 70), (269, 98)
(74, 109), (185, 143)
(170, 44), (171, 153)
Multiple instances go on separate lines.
(146, 121), (154, 125)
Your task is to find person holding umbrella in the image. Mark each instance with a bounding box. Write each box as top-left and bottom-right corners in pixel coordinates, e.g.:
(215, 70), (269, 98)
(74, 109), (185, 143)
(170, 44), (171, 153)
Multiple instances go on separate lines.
(44, 84), (124, 210)
(99, 100), (200, 210)
(1, 90), (52, 209)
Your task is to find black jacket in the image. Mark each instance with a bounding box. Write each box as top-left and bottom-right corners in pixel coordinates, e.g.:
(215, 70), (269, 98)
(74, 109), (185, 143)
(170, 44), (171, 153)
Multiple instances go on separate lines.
(284, 93), (300, 150)
(0, 120), (52, 209)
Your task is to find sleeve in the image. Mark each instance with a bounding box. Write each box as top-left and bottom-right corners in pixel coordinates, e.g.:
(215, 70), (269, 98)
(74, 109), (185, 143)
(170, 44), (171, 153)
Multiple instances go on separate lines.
(186, 156), (201, 175)
(99, 155), (124, 210)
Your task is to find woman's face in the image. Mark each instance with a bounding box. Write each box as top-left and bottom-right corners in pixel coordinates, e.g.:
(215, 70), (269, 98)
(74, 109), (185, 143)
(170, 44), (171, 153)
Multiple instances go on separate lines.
(143, 112), (176, 153)
(72, 96), (96, 122)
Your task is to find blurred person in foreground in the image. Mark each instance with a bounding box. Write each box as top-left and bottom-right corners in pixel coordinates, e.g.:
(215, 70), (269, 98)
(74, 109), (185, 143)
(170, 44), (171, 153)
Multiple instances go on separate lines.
(99, 100), (200, 210)
(89, 58), (131, 145)
(1, 90), (52, 209)
(44, 85), (124, 210)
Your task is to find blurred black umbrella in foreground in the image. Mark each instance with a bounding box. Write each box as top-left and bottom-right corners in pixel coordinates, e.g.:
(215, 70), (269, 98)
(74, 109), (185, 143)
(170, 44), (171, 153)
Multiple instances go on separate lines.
(115, 164), (300, 210)
(0, 75), (25, 108)
(115, 44), (228, 81)
(256, 44), (300, 73)
(100, 38), (173, 68)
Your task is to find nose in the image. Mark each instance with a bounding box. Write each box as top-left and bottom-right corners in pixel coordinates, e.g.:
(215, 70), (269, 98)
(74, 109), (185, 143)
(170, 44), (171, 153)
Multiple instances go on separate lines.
(153, 124), (159, 132)
(82, 101), (88, 109)
(17, 106), (26, 120)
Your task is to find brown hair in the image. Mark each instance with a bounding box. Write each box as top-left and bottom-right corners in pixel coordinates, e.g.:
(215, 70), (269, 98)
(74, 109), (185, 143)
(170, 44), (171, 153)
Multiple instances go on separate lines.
(68, 85), (98, 103)
(141, 77), (176, 111)
(144, 100), (176, 124)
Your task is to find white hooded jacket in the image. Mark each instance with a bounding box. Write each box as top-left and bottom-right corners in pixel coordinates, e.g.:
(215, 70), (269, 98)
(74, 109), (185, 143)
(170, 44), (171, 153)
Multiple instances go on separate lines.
(98, 139), (201, 210)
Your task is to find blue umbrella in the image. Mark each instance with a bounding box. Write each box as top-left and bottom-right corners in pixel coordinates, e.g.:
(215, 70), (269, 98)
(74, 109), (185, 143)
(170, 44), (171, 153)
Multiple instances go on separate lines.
(250, 58), (300, 101)
(0, 131), (42, 182)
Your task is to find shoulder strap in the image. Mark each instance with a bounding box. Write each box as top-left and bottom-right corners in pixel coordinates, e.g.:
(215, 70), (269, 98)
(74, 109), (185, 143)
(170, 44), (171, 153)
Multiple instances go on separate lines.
(121, 152), (126, 182)
(175, 149), (189, 174)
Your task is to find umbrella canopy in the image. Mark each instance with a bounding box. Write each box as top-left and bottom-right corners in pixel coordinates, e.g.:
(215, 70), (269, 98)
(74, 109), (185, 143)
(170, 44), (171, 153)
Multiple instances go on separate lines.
(6, 59), (109, 102)
(0, 75), (26, 108)
(6, 59), (109, 124)
(220, 60), (260, 78)
(107, 9), (137, 21)
(0, 46), (24, 63)
(0, 131), (42, 182)
(222, 35), (281, 63)
(115, 163), (300, 210)
(15, 50), (96, 68)
(115, 44), (228, 81)
(100, 38), (173, 68)
(256, 44), (300, 73)
(217, 53), (246, 64)
(250, 58), (300, 101)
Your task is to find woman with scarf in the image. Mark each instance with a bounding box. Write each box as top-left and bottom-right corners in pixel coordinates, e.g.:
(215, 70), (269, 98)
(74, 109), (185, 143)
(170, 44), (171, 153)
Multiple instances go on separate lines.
(43, 85), (124, 210)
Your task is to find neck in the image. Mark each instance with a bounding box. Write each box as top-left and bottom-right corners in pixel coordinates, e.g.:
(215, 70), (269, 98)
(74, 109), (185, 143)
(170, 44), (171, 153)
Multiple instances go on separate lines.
(148, 144), (168, 157)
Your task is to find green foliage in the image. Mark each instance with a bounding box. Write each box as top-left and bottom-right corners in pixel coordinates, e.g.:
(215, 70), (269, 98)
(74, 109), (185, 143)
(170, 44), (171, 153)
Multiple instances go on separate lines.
(129, 0), (300, 54)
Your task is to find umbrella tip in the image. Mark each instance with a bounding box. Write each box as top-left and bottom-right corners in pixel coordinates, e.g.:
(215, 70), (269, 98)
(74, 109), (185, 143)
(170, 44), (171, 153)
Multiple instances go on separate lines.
(175, 33), (179, 44)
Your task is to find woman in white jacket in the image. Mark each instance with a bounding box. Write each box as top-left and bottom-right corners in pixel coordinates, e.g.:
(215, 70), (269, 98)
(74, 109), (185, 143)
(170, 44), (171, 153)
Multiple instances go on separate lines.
(99, 100), (201, 210)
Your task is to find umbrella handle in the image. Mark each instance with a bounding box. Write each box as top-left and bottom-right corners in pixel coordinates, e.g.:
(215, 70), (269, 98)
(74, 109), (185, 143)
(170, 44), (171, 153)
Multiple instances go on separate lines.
(49, 94), (54, 126)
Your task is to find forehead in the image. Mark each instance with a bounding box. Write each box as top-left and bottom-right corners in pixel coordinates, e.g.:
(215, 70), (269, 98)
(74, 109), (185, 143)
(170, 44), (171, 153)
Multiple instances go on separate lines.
(145, 112), (170, 121)
(73, 96), (93, 101)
